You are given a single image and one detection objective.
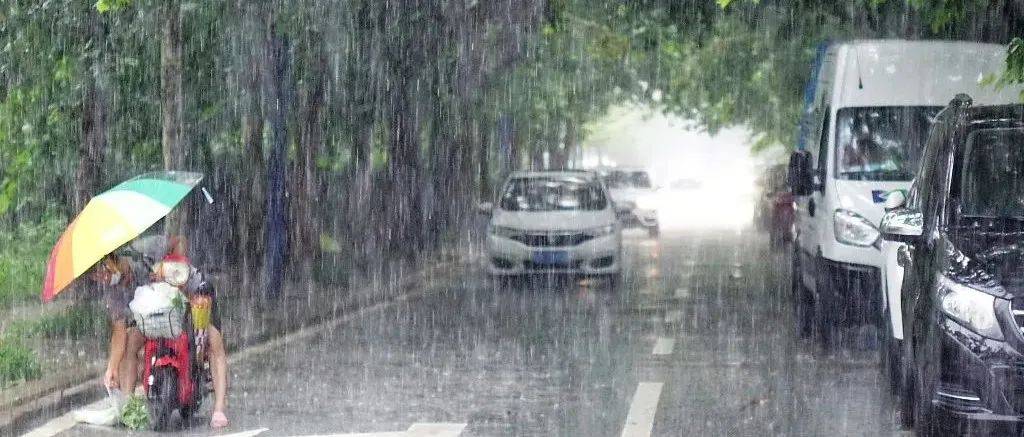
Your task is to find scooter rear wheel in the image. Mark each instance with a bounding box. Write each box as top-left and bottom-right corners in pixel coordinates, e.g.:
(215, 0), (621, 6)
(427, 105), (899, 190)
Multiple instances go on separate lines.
(148, 367), (178, 431)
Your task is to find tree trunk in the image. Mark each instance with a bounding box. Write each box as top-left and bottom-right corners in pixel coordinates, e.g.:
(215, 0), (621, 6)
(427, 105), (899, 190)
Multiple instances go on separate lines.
(162, 0), (187, 236)
(237, 53), (265, 285)
(563, 119), (577, 168)
(477, 120), (490, 202)
(76, 14), (108, 212)
(261, 30), (291, 299)
(290, 38), (326, 268)
(383, 81), (422, 259)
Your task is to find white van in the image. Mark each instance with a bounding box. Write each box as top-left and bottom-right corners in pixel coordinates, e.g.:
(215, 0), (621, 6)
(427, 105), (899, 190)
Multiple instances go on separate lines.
(787, 40), (1022, 354)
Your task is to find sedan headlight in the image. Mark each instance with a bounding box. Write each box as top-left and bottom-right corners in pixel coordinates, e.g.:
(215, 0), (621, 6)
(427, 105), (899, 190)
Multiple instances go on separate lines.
(834, 209), (880, 247)
(937, 275), (1003, 340)
(587, 224), (617, 237)
(488, 225), (521, 239)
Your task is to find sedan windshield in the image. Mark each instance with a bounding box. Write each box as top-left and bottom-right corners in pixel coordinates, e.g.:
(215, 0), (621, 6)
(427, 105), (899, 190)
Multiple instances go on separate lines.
(960, 128), (1024, 218)
(499, 176), (608, 211)
(604, 170), (652, 189)
(835, 106), (941, 181)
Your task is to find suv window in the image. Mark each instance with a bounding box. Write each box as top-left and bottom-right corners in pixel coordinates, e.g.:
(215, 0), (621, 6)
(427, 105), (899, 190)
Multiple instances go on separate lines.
(958, 128), (1024, 218)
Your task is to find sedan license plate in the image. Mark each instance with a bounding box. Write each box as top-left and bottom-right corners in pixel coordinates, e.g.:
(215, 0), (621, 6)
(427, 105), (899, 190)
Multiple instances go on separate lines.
(532, 250), (569, 266)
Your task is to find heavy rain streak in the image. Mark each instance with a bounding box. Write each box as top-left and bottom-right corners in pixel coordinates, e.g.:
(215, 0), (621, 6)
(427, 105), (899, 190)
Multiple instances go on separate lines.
(3, 1), (1024, 436)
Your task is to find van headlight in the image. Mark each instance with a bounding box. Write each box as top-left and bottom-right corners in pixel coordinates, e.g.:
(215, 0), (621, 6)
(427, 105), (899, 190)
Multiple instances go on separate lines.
(488, 225), (521, 239)
(833, 209), (880, 247)
(937, 275), (1003, 340)
(588, 224), (617, 237)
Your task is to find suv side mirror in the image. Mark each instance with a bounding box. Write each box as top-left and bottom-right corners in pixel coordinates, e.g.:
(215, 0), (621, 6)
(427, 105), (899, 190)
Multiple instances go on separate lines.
(787, 150), (814, 196)
(880, 207), (923, 243)
(478, 202), (493, 214)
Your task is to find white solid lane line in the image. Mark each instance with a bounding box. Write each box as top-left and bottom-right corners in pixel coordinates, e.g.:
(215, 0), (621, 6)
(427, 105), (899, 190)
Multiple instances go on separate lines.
(20, 398), (104, 437)
(651, 338), (675, 356)
(621, 382), (663, 437)
(406, 423), (466, 436)
(220, 428), (271, 437)
(288, 423), (466, 437)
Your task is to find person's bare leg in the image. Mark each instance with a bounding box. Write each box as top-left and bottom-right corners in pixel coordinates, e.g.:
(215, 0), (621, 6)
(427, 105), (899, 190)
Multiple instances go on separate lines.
(119, 329), (146, 395)
(207, 326), (228, 426)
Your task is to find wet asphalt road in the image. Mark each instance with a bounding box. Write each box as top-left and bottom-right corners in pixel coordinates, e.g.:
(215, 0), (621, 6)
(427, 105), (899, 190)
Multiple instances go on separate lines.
(55, 227), (902, 436)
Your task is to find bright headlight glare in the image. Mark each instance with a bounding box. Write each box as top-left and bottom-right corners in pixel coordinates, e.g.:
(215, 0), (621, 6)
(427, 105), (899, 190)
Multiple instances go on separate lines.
(488, 225), (520, 238)
(833, 209), (880, 247)
(588, 224), (616, 237)
(938, 276), (1003, 340)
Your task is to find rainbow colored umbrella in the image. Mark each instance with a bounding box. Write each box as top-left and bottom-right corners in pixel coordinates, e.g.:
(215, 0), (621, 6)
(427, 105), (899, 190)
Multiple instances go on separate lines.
(42, 171), (203, 302)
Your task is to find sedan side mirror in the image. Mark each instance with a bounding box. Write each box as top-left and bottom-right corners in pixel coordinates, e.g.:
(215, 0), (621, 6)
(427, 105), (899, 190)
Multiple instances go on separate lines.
(884, 190), (907, 211)
(478, 202), (493, 214)
(787, 150), (814, 196)
(614, 201), (635, 219)
(880, 207), (923, 243)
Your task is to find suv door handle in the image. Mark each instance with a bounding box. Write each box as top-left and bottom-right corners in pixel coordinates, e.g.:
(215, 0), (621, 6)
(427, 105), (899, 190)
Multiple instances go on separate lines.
(808, 198), (816, 217)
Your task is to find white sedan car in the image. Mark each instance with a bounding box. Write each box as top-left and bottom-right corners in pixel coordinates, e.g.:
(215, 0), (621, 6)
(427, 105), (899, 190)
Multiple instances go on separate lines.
(598, 167), (659, 237)
(481, 171), (624, 281)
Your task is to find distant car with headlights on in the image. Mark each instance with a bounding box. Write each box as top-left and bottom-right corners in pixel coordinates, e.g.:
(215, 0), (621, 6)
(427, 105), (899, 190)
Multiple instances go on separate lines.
(479, 171), (626, 283)
(882, 99), (1024, 435)
(598, 167), (660, 237)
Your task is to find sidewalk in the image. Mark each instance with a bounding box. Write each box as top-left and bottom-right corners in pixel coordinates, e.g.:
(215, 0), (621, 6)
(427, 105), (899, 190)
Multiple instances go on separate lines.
(0, 245), (477, 436)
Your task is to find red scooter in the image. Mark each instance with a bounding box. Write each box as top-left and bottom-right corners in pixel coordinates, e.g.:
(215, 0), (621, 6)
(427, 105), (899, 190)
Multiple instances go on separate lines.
(137, 282), (213, 430)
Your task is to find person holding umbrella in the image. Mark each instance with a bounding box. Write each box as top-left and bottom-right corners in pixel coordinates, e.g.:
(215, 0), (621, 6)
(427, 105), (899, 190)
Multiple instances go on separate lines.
(91, 253), (147, 392)
(43, 172), (230, 428)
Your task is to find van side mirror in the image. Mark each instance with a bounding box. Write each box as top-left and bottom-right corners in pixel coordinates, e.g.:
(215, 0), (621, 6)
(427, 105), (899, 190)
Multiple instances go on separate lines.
(880, 208), (923, 243)
(787, 150), (814, 196)
(478, 202), (493, 214)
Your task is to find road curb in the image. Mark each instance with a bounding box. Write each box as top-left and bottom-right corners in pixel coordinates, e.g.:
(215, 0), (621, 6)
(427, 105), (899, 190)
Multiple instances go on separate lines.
(0, 255), (473, 437)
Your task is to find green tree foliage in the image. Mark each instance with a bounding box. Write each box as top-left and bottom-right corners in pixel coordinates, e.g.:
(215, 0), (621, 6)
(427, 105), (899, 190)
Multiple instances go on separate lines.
(0, 0), (1021, 292)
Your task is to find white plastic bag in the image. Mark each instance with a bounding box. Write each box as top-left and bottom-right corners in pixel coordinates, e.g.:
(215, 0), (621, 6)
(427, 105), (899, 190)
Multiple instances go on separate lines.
(130, 282), (185, 338)
(72, 388), (126, 426)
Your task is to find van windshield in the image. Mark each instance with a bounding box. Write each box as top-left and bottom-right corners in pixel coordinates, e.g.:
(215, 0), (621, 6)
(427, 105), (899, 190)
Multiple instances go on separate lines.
(834, 106), (941, 181)
(960, 128), (1024, 218)
(499, 176), (608, 212)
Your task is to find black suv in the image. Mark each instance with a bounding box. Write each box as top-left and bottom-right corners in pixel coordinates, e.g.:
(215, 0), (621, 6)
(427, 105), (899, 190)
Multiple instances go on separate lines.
(881, 96), (1024, 435)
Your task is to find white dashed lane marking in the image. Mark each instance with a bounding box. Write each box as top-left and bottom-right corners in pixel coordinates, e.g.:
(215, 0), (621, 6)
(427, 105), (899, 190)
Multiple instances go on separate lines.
(664, 310), (682, 324)
(620, 382), (663, 437)
(674, 288), (689, 299)
(651, 338), (675, 356)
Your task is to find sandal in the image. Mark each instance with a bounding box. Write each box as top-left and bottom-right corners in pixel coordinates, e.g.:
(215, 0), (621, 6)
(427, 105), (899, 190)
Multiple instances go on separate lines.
(211, 411), (229, 428)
